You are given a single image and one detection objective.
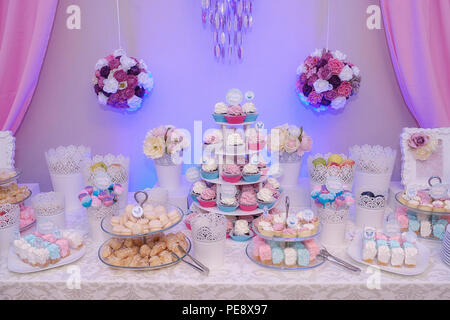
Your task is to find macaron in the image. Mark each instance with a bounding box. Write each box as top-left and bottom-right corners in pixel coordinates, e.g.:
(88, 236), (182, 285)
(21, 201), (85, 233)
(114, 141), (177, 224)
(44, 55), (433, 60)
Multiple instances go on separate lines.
(102, 196), (114, 207)
(78, 192), (89, 201)
(81, 196), (92, 208)
(85, 186), (94, 195)
(91, 196), (102, 208)
(97, 191), (108, 201)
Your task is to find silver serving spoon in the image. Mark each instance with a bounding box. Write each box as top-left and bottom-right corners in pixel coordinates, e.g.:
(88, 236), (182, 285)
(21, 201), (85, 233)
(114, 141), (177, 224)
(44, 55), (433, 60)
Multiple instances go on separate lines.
(318, 246), (361, 273)
(171, 245), (210, 276)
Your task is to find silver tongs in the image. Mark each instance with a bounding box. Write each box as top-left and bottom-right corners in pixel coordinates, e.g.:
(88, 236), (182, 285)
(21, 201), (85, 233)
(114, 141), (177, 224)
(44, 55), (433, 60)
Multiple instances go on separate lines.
(171, 245), (210, 276)
(318, 247), (361, 273)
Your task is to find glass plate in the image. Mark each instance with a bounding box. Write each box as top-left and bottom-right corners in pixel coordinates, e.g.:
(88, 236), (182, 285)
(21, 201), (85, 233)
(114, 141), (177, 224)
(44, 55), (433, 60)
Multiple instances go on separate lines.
(98, 237), (192, 270)
(245, 242), (325, 271)
(9, 189), (32, 205)
(20, 219), (36, 232)
(0, 168), (22, 186)
(100, 203), (185, 238)
(395, 192), (450, 217)
(251, 219), (322, 242)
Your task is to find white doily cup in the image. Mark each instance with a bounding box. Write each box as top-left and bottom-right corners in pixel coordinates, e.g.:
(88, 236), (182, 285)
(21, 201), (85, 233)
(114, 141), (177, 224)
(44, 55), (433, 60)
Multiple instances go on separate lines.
(317, 206), (350, 248)
(191, 213), (227, 269)
(278, 152), (303, 187)
(45, 145), (91, 212)
(153, 153), (183, 192)
(86, 203), (119, 244)
(31, 192), (66, 230)
(354, 191), (387, 229)
(82, 154), (130, 211)
(0, 203), (20, 257)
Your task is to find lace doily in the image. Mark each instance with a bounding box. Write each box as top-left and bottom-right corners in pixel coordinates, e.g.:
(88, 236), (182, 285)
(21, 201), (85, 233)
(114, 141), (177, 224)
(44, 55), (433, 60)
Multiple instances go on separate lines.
(357, 194), (387, 209)
(153, 152), (183, 166)
(0, 203), (19, 229)
(191, 213), (226, 242)
(317, 207), (349, 224)
(279, 152), (302, 163)
(349, 144), (396, 174)
(45, 145), (91, 175)
(86, 203), (119, 221)
(0, 131), (15, 169)
(31, 192), (65, 217)
(83, 154), (129, 185)
(307, 153), (355, 186)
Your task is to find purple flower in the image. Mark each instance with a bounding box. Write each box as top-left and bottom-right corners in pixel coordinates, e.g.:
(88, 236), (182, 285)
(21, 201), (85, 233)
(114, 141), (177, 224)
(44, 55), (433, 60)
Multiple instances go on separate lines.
(320, 97), (331, 106)
(114, 69), (127, 82)
(302, 83), (313, 97)
(94, 84), (101, 95)
(108, 58), (120, 70)
(328, 75), (341, 89)
(318, 65), (332, 80)
(408, 133), (429, 149)
(128, 65), (140, 76)
(324, 90), (338, 101)
(317, 59), (328, 69)
(100, 66), (110, 78)
(307, 74), (319, 86)
(135, 86), (146, 98)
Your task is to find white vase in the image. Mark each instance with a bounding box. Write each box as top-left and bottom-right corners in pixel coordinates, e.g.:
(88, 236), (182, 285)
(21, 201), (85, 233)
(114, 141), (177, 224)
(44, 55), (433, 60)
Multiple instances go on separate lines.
(193, 238), (225, 269)
(154, 155), (182, 192)
(50, 172), (84, 212)
(353, 171), (391, 194)
(355, 206), (386, 229)
(86, 203), (118, 244)
(0, 204), (19, 258)
(317, 207), (349, 248)
(279, 161), (302, 187)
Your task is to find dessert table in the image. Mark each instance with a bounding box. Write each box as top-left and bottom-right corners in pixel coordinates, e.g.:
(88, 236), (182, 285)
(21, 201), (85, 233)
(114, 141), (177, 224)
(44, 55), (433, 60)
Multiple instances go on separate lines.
(1, 190), (449, 300)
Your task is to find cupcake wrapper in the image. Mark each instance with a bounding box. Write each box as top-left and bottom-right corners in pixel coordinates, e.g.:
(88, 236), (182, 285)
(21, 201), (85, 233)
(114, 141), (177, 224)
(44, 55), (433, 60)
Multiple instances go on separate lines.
(248, 141), (266, 151)
(242, 172), (261, 183)
(257, 201), (275, 210)
(222, 174), (242, 183)
(197, 198), (216, 208)
(239, 203), (258, 211)
(217, 203), (238, 212)
(225, 115), (246, 124)
(244, 113), (258, 122)
(212, 113), (227, 123)
(190, 193), (199, 203)
(201, 169), (219, 180)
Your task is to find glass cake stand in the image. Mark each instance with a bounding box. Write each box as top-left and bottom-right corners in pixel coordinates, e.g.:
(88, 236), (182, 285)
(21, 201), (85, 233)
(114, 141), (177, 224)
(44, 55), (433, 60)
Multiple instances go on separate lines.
(0, 168), (22, 186)
(251, 219), (322, 242)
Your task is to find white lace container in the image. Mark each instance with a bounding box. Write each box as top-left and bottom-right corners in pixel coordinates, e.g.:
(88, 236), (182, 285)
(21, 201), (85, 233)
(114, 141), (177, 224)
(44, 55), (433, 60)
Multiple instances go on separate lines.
(317, 205), (350, 248)
(153, 153), (182, 192)
(31, 192), (66, 230)
(82, 154), (130, 211)
(278, 152), (303, 187)
(0, 203), (20, 257)
(191, 213), (227, 269)
(349, 145), (396, 228)
(0, 131), (15, 169)
(86, 203), (119, 244)
(45, 145), (91, 212)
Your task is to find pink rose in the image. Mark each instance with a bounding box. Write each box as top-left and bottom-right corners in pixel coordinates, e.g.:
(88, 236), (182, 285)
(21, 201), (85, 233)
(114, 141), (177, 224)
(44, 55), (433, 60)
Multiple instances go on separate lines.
(337, 81), (352, 97)
(306, 67), (317, 78)
(307, 90), (323, 105)
(97, 77), (105, 88)
(408, 133), (429, 149)
(322, 51), (333, 61)
(109, 58), (120, 69)
(299, 135), (312, 152)
(127, 75), (138, 88)
(324, 89), (338, 100)
(307, 74), (319, 86)
(299, 73), (307, 84)
(304, 56), (316, 68)
(105, 54), (114, 62)
(107, 92), (121, 105)
(124, 87), (135, 99)
(328, 58), (344, 74)
(151, 125), (167, 137)
(95, 70), (101, 78)
(114, 69), (127, 82)
(318, 65), (332, 80)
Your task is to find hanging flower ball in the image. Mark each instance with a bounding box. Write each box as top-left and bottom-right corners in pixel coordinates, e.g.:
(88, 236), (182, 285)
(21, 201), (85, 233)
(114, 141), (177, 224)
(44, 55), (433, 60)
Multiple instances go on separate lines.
(93, 49), (153, 111)
(296, 48), (361, 113)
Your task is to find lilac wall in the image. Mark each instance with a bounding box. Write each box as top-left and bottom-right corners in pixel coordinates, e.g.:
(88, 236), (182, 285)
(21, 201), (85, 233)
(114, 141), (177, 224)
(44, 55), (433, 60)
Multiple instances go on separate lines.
(14, 0), (417, 191)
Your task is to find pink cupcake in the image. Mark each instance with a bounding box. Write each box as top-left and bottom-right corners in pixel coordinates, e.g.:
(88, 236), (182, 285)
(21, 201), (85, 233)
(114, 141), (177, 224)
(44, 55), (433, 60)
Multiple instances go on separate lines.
(197, 188), (217, 208)
(239, 191), (258, 211)
(222, 164), (242, 183)
(224, 105), (246, 124)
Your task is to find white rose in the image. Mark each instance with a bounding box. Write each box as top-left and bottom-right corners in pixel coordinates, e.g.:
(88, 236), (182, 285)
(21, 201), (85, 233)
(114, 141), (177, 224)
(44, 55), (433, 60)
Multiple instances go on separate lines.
(120, 55), (137, 71)
(127, 95), (142, 109)
(332, 50), (347, 61)
(331, 96), (347, 110)
(97, 92), (108, 105)
(138, 72), (154, 90)
(95, 58), (108, 70)
(103, 77), (119, 93)
(339, 65), (353, 81)
(311, 48), (323, 57)
(313, 79), (332, 93)
(296, 63), (306, 75)
(139, 59), (148, 70)
(113, 48), (126, 57)
(288, 125), (300, 138)
(352, 65), (360, 77)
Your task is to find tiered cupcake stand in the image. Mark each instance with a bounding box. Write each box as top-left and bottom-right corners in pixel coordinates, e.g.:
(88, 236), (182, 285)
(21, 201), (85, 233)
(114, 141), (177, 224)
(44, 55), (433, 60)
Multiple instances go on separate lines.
(191, 120), (280, 217)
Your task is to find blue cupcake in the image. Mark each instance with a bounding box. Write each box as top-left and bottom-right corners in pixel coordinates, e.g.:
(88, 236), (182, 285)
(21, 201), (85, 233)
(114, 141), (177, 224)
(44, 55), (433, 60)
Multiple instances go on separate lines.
(201, 169), (219, 180)
(212, 113), (226, 123)
(242, 164), (261, 183)
(244, 113), (258, 122)
(297, 247), (310, 266)
(242, 102), (258, 122)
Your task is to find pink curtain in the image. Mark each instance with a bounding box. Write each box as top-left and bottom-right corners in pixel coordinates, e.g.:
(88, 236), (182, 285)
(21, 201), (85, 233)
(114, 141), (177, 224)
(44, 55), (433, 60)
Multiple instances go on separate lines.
(381, 0), (450, 128)
(0, 0), (58, 133)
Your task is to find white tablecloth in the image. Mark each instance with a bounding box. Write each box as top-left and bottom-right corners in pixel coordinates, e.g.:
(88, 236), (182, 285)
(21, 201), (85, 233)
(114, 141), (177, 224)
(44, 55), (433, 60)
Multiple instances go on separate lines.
(1, 190), (449, 300)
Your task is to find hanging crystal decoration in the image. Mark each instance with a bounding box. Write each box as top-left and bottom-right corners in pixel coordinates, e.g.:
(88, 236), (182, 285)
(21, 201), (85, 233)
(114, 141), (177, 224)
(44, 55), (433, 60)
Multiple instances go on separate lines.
(201, 0), (253, 62)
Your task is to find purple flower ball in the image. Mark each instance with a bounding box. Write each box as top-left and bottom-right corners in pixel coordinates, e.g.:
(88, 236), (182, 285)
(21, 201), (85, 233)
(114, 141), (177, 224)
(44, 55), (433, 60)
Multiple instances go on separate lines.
(128, 66), (141, 76)
(94, 84), (101, 95)
(317, 59), (328, 69)
(302, 83), (313, 97)
(320, 97), (331, 106)
(100, 66), (110, 78)
(329, 75), (341, 89)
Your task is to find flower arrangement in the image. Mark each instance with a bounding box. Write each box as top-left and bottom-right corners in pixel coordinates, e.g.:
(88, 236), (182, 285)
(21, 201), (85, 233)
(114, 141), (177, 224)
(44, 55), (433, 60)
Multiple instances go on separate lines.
(143, 125), (190, 160)
(296, 48), (361, 112)
(93, 49), (153, 111)
(408, 133), (438, 161)
(267, 124), (313, 156)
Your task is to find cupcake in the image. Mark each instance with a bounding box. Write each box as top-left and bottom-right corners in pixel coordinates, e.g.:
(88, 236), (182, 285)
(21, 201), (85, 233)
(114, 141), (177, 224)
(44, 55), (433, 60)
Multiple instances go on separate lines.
(239, 191), (258, 211)
(222, 164), (242, 183)
(432, 200), (446, 212)
(226, 132), (244, 146)
(257, 220), (274, 237)
(212, 102), (227, 122)
(272, 223), (284, 237)
(191, 181), (206, 202)
(230, 220), (254, 241)
(257, 157), (268, 176)
(201, 158), (219, 180)
(204, 130), (223, 147)
(224, 105), (246, 124)
(242, 102), (258, 122)
(218, 195), (238, 212)
(197, 188), (217, 208)
(246, 128), (266, 151)
(257, 188), (275, 209)
(265, 178), (281, 192)
(242, 164), (261, 183)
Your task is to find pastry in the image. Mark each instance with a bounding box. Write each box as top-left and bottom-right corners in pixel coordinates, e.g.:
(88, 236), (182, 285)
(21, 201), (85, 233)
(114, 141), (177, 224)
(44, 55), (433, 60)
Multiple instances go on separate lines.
(271, 246), (284, 266)
(221, 164), (242, 183)
(197, 188), (217, 208)
(283, 248), (297, 266)
(259, 244), (272, 264)
(242, 164), (260, 182)
(201, 158), (219, 179)
(375, 233), (390, 266)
